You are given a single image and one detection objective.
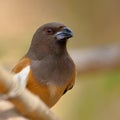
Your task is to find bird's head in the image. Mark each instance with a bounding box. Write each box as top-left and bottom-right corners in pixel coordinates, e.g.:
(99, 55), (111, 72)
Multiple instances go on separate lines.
(27, 22), (73, 59)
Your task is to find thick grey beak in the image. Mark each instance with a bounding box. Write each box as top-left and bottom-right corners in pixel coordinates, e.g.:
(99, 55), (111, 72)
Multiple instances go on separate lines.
(55, 27), (73, 40)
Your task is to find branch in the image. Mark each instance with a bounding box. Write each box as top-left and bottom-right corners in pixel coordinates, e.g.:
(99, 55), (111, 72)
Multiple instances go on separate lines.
(0, 66), (59, 120)
(70, 44), (120, 74)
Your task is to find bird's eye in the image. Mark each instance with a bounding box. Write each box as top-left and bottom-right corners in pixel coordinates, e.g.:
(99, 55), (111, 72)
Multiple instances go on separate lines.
(45, 28), (53, 35)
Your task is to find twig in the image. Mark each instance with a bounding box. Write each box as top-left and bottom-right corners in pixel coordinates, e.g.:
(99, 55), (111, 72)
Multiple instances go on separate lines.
(0, 66), (59, 120)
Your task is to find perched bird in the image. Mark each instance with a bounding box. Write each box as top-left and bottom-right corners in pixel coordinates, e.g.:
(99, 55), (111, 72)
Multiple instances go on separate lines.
(12, 22), (76, 107)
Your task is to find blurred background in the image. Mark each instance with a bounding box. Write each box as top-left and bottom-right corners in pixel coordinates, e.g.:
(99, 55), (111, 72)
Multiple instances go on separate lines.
(0, 0), (120, 120)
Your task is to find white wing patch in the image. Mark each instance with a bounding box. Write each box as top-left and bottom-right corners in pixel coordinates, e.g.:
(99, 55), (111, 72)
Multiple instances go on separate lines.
(14, 65), (30, 85)
(9, 65), (30, 97)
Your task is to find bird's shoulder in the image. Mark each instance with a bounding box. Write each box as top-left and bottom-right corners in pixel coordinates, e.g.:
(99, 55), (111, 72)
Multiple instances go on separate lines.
(12, 57), (31, 73)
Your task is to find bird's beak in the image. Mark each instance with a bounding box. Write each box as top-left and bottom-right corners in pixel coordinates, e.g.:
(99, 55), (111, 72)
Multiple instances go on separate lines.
(55, 27), (73, 41)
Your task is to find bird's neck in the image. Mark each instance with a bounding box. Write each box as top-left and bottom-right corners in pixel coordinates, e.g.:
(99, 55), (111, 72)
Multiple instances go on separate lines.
(50, 40), (67, 56)
(26, 41), (68, 60)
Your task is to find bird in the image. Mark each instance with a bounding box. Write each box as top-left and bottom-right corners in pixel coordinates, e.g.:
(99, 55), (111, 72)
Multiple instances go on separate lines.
(11, 22), (76, 108)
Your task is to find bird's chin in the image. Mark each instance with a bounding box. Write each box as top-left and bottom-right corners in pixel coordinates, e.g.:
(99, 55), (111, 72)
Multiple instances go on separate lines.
(56, 38), (68, 44)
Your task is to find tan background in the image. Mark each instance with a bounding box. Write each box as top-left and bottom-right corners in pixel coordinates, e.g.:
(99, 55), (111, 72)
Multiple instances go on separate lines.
(0, 0), (120, 120)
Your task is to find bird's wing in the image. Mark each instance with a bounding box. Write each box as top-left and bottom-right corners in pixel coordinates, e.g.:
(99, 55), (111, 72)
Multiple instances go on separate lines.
(63, 64), (76, 94)
(12, 57), (31, 73)
(11, 57), (31, 94)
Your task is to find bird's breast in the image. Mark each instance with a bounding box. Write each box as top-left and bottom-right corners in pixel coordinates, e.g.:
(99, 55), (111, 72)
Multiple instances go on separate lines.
(27, 70), (67, 107)
(27, 55), (74, 107)
(30, 55), (74, 85)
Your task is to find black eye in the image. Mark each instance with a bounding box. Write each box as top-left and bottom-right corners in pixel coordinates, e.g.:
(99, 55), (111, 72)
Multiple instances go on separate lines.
(45, 28), (53, 35)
